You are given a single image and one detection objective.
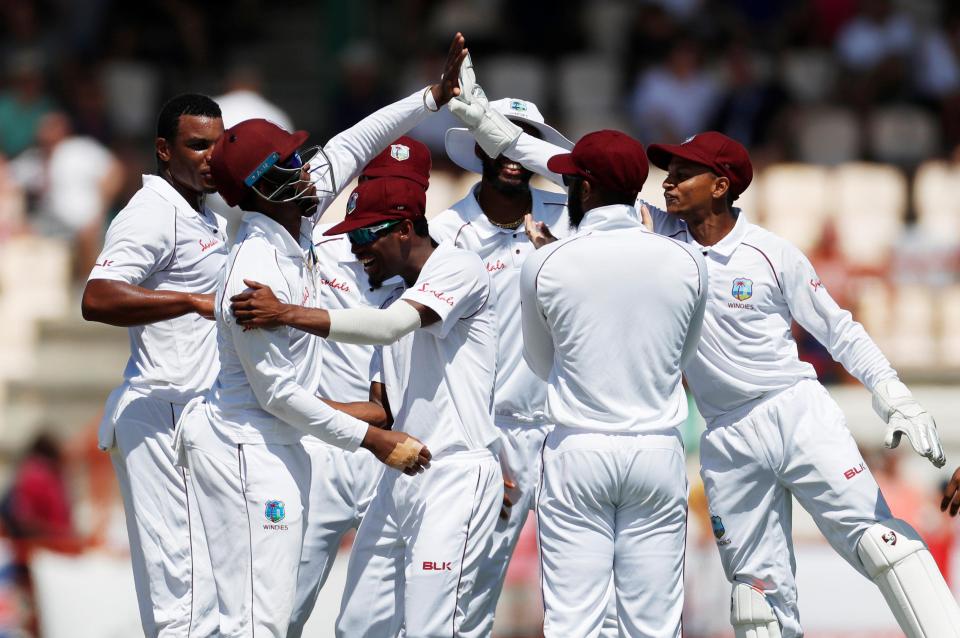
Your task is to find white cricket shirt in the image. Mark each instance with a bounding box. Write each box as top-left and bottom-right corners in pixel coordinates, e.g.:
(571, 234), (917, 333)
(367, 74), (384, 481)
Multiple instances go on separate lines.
(311, 223), (404, 402)
(204, 212), (367, 449)
(650, 208), (898, 424)
(520, 204), (707, 434)
(430, 184), (569, 425)
(375, 242), (500, 455)
(88, 175), (228, 404)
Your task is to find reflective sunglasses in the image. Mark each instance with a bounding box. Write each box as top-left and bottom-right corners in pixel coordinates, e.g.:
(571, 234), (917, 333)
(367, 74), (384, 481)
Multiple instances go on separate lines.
(347, 219), (403, 246)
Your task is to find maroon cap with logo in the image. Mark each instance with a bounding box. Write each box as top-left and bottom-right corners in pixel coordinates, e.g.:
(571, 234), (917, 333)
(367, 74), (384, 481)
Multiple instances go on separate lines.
(647, 131), (753, 199)
(323, 176), (426, 236)
(210, 118), (309, 207)
(546, 130), (649, 193)
(361, 136), (431, 189)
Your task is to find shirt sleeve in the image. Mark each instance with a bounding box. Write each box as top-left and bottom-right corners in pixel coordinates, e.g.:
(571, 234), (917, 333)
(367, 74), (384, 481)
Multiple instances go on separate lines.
(504, 133), (570, 188)
(781, 242), (898, 391)
(312, 88), (432, 216)
(224, 247), (368, 450)
(519, 243), (557, 380)
(87, 203), (175, 285)
(400, 249), (489, 339)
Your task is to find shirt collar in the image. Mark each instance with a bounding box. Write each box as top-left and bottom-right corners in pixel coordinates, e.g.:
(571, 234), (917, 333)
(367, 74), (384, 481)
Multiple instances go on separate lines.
(142, 174), (213, 220)
(241, 211), (310, 258)
(694, 208), (749, 258)
(575, 204), (644, 235)
(461, 183), (561, 239)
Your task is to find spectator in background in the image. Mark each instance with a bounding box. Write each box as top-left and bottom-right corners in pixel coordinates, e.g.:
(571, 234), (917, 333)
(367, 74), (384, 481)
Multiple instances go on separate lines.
(330, 42), (389, 133)
(0, 154), (26, 241)
(915, 7), (960, 151)
(835, 0), (914, 109)
(0, 51), (54, 159)
(1, 433), (73, 542)
(214, 62), (293, 130)
(628, 38), (719, 143)
(709, 43), (788, 160)
(9, 112), (124, 279)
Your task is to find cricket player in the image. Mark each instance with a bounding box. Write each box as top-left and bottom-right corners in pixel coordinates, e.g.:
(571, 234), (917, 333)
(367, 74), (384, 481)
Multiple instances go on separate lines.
(288, 136), (431, 636)
(518, 130), (707, 637)
(229, 175), (502, 637)
(182, 35), (469, 635)
(428, 96), (572, 630)
(178, 119), (432, 637)
(643, 132), (959, 638)
(81, 93), (225, 638)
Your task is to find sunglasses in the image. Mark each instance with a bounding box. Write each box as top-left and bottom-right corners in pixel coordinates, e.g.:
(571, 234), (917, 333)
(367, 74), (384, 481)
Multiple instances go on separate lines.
(347, 219), (403, 246)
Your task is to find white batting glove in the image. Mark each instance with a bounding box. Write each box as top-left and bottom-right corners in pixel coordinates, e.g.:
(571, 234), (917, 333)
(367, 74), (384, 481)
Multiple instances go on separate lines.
(872, 378), (946, 468)
(448, 53), (522, 159)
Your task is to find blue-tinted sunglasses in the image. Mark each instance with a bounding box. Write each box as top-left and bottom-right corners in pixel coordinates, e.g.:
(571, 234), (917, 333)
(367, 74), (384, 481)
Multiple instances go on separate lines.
(347, 220), (403, 246)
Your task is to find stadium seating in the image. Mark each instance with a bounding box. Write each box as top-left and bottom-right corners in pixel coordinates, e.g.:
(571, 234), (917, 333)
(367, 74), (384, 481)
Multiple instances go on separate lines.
(757, 163), (831, 252)
(831, 162), (907, 268)
(794, 106), (860, 165)
(868, 106), (939, 166)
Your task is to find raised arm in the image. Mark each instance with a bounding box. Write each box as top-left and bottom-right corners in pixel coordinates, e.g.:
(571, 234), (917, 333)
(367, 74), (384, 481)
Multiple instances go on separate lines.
(313, 33), (468, 208)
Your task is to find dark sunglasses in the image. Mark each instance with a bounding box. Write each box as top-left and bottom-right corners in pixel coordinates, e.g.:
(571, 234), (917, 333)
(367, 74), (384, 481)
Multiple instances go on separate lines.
(347, 219), (403, 246)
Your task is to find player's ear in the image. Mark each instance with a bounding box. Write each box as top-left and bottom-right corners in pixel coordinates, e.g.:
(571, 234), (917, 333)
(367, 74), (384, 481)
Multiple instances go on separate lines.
(713, 175), (730, 201)
(156, 137), (171, 163)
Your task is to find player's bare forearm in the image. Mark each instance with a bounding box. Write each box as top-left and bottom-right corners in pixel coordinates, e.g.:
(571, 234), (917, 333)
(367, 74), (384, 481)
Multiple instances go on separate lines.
(320, 398), (389, 429)
(231, 279), (331, 334)
(942, 467), (960, 516)
(81, 279), (212, 326)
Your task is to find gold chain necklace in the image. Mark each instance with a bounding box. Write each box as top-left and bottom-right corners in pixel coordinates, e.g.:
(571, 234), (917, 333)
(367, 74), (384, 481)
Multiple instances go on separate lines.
(487, 214), (527, 230)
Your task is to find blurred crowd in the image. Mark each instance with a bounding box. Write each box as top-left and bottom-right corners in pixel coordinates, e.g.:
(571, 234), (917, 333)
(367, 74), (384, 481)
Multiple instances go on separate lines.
(3, 0), (960, 274)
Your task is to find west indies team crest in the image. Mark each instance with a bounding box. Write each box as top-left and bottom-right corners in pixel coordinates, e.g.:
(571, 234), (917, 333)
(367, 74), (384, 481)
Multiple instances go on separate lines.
(390, 144), (410, 162)
(265, 500), (286, 524)
(346, 191), (359, 215)
(732, 277), (753, 301)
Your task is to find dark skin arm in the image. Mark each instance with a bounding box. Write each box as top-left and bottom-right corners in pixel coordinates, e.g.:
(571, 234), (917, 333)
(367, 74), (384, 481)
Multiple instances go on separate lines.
(81, 279), (214, 326)
(942, 467), (960, 517)
(320, 382), (393, 430)
(430, 32), (469, 106)
(231, 279), (440, 334)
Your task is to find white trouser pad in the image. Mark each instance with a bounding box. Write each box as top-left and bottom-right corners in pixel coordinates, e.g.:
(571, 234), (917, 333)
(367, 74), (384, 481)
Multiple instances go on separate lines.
(857, 519), (960, 638)
(731, 583), (782, 638)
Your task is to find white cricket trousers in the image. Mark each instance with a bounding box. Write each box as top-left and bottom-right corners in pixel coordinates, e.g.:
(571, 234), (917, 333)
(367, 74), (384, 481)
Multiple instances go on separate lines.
(287, 440), (383, 637)
(336, 447), (502, 638)
(471, 420), (551, 634)
(179, 402), (314, 638)
(699, 379), (893, 638)
(106, 386), (216, 638)
(537, 426), (687, 638)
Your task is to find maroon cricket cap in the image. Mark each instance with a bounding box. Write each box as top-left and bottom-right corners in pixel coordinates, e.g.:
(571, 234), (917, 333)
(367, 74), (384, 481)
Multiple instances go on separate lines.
(647, 131), (753, 199)
(546, 130), (649, 193)
(210, 118), (309, 207)
(323, 176), (426, 236)
(360, 136), (431, 190)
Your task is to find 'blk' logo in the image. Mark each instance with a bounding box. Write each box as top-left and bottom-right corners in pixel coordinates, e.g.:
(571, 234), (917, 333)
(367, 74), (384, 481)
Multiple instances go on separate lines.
(422, 561), (452, 571)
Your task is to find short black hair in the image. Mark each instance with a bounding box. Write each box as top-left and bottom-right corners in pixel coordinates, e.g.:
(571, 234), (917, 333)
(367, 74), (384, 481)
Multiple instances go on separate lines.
(594, 185), (637, 207)
(156, 94), (221, 142)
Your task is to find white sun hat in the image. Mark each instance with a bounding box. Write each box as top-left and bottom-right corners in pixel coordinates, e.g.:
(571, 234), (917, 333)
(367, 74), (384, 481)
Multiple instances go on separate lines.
(444, 98), (574, 174)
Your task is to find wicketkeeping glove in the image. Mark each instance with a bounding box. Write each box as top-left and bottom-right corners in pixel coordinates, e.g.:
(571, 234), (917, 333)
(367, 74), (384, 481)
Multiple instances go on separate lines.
(447, 52), (522, 159)
(872, 378), (946, 468)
